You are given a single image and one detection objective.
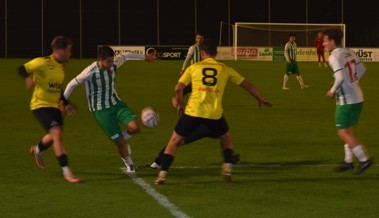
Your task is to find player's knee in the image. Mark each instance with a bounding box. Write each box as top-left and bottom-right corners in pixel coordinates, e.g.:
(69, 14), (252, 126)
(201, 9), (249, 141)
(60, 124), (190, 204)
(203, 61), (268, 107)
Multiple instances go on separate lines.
(127, 121), (141, 134)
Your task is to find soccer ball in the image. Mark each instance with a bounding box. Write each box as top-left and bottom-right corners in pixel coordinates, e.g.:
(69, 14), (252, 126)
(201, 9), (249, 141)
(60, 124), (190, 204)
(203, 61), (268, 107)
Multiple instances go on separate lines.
(141, 107), (160, 128)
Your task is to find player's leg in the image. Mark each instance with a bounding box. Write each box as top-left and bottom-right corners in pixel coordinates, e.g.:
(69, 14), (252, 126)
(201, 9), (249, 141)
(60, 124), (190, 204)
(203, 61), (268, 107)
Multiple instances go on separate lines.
(117, 102), (140, 166)
(219, 132), (234, 182)
(334, 103), (371, 174)
(337, 127), (372, 174)
(117, 102), (140, 140)
(210, 117), (234, 182)
(155, 131), (184, 184)
(118, 103), (140, 172)
(31, 108), (55, 168)
(115, 136), (135, 173)
(282, 63), (291, 90)
(318, 53), (321, 67)
(155, 114), (198, 184)
(150, 124), (239, 169)
(292, 62), (309, 89)
(30, 108), (80, 182)
(30, 133), (53, 169)
(93, 106), (136, 172)
(49, 125), (80, 183)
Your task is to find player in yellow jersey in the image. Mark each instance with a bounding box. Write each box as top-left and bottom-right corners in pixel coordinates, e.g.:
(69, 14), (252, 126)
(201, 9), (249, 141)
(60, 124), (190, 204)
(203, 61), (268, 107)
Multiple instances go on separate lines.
(155, 39), (272, 184)
(16, 36), (80, 183)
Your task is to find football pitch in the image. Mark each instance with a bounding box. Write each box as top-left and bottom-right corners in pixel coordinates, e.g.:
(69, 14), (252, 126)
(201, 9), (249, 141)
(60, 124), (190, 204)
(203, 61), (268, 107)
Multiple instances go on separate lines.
(1, 59), (378, 218)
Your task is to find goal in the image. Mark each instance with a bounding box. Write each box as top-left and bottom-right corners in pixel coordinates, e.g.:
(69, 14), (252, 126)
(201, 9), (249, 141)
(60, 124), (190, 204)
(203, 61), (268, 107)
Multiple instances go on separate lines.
(233, 22), (346, 60)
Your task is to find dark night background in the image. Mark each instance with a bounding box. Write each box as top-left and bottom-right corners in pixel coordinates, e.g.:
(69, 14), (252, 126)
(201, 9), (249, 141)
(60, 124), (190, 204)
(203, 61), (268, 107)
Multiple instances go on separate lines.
(1, 0), (378, 58)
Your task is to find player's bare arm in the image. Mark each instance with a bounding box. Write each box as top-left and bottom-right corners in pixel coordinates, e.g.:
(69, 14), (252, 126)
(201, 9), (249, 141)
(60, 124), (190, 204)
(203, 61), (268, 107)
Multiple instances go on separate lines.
(239, 80), (272, 107)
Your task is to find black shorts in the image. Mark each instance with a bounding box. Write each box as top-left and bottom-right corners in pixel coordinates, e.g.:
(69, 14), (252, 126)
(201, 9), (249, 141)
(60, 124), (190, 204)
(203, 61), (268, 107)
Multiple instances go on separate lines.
(174, 114), (229, 137)
(32, 107), (63, 131)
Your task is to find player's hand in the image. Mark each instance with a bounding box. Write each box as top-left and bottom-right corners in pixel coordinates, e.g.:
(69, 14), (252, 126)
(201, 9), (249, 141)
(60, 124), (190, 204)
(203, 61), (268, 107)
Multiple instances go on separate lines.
(287, 60), (292, 64)
(326, 91), (334, 98)
(145, 54), (158, 62)
(258, 99), (272, 108)
(177, 105), (185, 116)
(65, 104), (77, 116)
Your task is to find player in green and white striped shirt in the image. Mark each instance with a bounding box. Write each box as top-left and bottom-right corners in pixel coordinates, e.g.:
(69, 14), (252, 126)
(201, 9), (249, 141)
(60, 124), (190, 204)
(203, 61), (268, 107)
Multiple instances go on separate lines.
(63, 46), (156, 173)
(180, 33), (204, 74)
(323, 28), (372, 174)
(283, 33), (309, 90)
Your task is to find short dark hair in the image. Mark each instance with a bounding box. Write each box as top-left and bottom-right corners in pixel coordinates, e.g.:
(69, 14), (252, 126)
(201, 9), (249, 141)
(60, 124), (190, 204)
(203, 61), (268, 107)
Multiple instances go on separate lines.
(98, 46), (115, 59)
(289, 33), (296, 38)
(323, 28), (343, 46)
(200, 39), (217, 56)
(51, 36), (72, 50)
(195, 32), (204, 37)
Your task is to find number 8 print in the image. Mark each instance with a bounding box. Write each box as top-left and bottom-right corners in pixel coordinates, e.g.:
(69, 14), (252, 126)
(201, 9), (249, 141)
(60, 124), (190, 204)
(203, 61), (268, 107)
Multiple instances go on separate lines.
(202, 68), (218, 86)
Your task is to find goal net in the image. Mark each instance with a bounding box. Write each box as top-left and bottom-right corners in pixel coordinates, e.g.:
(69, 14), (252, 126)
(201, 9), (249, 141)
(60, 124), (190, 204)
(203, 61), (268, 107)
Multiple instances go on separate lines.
(233, 22), (346, 60)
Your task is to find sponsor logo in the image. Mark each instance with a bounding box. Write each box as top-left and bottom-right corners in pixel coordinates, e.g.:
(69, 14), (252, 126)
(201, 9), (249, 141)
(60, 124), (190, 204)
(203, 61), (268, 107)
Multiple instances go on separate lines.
(259, 48), (272, 57)
(236, 48), (258, 57)
(146, 47), (183, 59)
(355, 49), (373, 61)
(47, 82), (63, 93)
(296, 48), (317, 56)
(114, 49), (143, 55)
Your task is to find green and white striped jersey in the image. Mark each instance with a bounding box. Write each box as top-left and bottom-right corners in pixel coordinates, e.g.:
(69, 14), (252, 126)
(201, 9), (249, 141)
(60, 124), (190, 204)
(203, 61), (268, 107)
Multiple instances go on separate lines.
(181, 44), (202, 71)
(328, 48), (365, 105)
(64, 53), (145, 112)
(284, 41), (297, 61)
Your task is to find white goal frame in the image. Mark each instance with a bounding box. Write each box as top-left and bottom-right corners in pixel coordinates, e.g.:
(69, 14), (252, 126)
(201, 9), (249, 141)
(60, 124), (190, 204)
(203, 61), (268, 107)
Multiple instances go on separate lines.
(233, 22), (346, 60)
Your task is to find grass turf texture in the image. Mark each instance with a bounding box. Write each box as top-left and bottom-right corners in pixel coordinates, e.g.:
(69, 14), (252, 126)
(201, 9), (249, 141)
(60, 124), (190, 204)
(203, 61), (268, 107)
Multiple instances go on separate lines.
(1, 59), (378, 218)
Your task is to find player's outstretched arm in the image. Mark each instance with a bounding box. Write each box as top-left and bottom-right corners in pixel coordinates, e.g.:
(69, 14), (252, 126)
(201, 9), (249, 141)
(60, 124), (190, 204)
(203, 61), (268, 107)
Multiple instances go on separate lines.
(239, 80), (272, 108)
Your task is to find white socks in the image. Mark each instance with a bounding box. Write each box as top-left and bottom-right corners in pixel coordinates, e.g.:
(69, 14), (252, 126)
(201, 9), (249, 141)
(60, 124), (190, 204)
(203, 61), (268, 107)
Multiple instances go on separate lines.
(351, 145), (368, 162)
(123, 130), (133, 140)
(62, 166), (70, 175)
(283, 74), (289, 88)
(296, 75), (304, 87)
(122, 156), (134, 166)
(344, 144), (353, 163)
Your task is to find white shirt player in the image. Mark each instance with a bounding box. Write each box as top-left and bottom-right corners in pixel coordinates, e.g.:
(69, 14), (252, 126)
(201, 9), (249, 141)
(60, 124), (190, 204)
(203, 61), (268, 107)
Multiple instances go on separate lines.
(63, 53), (145, 112)
(181, 44), (201, 71)
(328, 48), (366, 105)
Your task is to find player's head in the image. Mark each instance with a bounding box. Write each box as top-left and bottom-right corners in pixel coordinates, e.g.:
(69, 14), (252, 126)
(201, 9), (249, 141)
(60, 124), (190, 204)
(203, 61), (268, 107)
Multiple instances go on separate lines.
(51, 36), (73, 63)
(289, 33), (296, 42)
(323, 28), (343, 52)
(318, 31), (323, 38)
(195, 33), (204, 45)
(98, 46), (115, 69)
(200, 38), (217, 58)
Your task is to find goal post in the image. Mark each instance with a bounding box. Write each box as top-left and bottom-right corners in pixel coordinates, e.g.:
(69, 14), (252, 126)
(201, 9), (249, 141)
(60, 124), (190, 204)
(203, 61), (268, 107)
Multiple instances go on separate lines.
(233, 22), (346, 60)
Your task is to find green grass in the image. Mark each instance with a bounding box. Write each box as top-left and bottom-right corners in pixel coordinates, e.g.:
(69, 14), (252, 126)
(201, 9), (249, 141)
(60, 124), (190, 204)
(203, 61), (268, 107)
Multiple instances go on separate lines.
(0, 59), (378, 218)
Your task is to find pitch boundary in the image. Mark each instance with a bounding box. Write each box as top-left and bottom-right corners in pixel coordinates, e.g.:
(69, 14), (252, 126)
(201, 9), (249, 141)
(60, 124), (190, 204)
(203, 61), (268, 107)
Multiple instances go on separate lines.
(121, 168), (191, 218)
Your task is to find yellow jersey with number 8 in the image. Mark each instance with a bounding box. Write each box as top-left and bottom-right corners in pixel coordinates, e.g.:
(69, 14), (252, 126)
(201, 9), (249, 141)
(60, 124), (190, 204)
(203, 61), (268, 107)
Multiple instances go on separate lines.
(179, 58), (245, 119)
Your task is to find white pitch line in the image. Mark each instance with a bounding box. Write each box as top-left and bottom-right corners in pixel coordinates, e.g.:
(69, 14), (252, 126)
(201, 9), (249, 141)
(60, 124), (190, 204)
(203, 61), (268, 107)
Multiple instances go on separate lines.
(121, 168), (191, 218)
